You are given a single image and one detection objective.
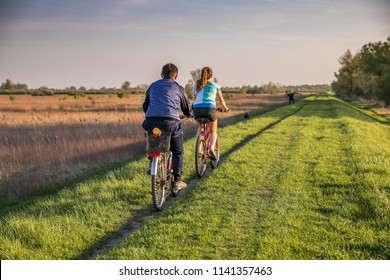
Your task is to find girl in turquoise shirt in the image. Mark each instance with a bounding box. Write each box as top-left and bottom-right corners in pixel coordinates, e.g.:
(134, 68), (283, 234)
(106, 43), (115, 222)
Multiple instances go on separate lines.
(192, 67), (229, 159)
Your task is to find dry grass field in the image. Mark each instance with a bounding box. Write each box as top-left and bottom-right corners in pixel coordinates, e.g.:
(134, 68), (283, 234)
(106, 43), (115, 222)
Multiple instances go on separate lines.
(0, 92), (308, 198)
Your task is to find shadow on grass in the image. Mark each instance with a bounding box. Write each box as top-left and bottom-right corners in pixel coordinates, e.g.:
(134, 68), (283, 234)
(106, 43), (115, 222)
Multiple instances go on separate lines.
(319, 183), (388, 222)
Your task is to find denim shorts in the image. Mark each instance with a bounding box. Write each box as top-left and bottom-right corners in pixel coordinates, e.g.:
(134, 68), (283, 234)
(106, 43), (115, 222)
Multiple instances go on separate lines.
(193, 107), (217, 122)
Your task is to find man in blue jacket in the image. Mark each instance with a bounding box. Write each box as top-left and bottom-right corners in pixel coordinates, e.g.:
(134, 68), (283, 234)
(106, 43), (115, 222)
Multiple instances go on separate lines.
(142, 63), (192, 191)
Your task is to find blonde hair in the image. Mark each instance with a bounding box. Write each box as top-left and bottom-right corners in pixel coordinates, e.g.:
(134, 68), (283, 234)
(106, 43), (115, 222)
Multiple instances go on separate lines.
(196, 67), (213, 91)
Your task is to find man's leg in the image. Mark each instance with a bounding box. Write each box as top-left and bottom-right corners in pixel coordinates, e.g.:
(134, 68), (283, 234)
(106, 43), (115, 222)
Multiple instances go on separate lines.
(169, 122), (184, 183)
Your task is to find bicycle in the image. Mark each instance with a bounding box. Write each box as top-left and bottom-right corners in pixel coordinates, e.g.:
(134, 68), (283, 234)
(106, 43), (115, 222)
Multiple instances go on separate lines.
(194, 108), (227, 178)
(146, 127), (178, 211)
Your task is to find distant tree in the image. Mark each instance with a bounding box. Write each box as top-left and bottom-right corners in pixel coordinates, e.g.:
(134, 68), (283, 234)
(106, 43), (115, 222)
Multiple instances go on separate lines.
(332, 50), (361, 97)
(240, 86), (248, 94)
(263, 81), (278, 94)
(37, 86), (54, 96)
(79, 86), (87, 91)
(360, 37), (390, 106)
(1, 79), (14, 90)
(16, 83), (28, 90)
(190, 69), (201, 84)
(185, 82), (194, 99)
(332, 37), (389, 106)
(122, 81), (131, 90)
(136, 84), (148, 94)
(0, 79), (29, 92)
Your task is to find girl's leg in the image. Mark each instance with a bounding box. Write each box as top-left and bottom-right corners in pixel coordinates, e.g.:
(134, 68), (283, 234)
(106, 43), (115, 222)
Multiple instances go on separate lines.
(197, 124), (203, 153)
(208, 120), (218, 152)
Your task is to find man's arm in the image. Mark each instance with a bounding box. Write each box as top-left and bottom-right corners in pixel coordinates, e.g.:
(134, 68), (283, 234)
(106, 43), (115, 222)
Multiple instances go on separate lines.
(179, 87), (192, 117)
(142, 87), (151, 113)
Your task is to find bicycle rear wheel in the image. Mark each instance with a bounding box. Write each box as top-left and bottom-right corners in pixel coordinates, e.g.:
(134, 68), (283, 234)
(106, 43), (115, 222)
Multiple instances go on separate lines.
(151, 154), (167, 211)
(195, 135), (207, 178)
(210, 135), (220, 169)
(167, 152), (178, 197)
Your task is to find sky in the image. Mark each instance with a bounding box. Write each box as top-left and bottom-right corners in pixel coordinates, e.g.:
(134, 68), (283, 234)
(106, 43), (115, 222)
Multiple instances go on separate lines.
(0, 0), (389, 89)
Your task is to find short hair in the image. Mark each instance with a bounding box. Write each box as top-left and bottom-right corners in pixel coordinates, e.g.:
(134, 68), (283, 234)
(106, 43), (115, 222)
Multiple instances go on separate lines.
(161, 63), (178, 79)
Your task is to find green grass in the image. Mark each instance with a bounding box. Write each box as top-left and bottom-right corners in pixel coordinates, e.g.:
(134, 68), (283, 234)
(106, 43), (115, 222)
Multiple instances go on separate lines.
(0, 94), (389, 259)
(100, 95), (389, 260)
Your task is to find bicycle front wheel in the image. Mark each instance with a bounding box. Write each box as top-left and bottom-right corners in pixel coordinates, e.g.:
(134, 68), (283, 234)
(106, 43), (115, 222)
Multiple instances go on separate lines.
(195, 135), (207, 178)
(151, 155), (167, 211)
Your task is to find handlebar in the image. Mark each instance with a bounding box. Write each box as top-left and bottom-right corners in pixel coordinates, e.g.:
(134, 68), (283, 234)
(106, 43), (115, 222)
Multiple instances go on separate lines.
(217, 107), (229, 112)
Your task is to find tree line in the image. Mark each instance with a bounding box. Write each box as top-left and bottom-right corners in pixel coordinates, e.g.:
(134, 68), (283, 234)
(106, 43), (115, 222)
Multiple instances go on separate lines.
(1, 70), (330, 98)
(220, 83), (329, 95)
(331, 36), (390, 106)
(0, 79), (329, 98)
(0, 80), (148, 97)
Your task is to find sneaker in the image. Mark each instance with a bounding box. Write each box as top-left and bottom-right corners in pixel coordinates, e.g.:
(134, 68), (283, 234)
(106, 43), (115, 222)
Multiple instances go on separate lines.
(209, 149), (217, 160)
(173, 181), (187, 192)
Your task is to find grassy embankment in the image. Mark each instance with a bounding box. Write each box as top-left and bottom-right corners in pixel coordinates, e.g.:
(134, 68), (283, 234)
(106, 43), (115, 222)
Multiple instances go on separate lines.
(1, 94), (389, 259)
(100, 94), (389, 259)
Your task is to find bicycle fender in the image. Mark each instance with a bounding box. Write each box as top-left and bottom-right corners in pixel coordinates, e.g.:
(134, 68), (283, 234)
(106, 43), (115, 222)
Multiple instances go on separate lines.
(150, 157), (159, 176)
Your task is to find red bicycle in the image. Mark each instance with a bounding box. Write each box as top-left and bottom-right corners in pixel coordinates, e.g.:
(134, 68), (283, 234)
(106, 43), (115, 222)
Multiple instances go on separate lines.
(194, 108), (227, 178)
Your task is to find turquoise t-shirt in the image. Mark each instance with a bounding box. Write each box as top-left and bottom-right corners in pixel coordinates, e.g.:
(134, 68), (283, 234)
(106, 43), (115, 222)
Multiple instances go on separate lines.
(192, 81), (221, 108)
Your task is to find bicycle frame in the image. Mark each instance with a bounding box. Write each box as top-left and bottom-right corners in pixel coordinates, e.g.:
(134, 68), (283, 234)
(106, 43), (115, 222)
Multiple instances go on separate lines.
(199, 121), (211, 154)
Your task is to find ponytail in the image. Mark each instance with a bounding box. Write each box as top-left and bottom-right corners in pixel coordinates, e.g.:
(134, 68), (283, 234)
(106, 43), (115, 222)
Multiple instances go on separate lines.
(196, 67), (213, 91)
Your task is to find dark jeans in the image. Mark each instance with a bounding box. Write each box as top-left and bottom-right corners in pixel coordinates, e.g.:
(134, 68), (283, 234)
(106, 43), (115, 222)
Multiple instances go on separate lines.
(143, 118), (184, 182)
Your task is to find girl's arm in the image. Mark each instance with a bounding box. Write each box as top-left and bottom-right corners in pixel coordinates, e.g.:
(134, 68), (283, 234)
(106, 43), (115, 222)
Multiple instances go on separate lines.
(217, 90), (229, 111)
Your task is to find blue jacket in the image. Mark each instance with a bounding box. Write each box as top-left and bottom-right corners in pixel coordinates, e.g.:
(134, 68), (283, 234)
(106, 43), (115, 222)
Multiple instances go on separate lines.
(143, 78), (191, 120)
